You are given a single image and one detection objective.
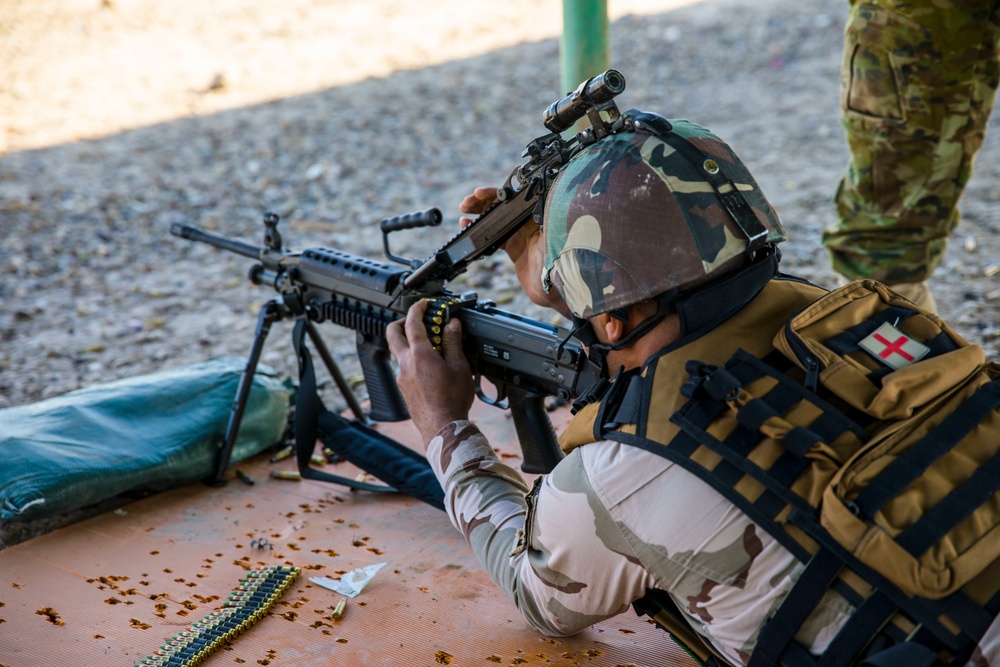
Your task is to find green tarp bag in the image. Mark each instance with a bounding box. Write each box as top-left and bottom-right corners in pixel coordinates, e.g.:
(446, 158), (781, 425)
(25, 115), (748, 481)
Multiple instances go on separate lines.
(0, 357), (289, 521)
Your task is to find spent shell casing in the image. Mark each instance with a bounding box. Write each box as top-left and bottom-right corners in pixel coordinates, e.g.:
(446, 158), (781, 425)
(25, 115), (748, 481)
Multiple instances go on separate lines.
(269, 445), (294, 463)
(269, 470), (301, 481)
(331, 596), (348, 620)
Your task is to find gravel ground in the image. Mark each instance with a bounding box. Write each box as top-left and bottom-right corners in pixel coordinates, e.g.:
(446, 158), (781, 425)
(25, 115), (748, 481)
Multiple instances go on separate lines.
(1, 0), (999, 536)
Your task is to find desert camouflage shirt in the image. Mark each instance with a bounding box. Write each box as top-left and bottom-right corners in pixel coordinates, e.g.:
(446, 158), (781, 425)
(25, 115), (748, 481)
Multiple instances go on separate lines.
(428, 419), (1000, 667)
(427, 420), (855, 665)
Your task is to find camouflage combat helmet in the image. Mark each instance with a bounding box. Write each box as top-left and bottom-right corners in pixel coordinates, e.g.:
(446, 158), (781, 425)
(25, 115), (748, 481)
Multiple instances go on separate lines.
(542, 116), (786, 319)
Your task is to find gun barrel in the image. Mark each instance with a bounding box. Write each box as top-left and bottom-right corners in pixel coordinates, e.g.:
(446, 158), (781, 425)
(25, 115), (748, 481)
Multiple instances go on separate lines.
(170, 223), (262, 260)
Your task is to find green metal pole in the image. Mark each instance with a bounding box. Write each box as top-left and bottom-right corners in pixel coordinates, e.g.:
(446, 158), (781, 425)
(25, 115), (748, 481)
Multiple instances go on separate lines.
(560, 0), (609, 94)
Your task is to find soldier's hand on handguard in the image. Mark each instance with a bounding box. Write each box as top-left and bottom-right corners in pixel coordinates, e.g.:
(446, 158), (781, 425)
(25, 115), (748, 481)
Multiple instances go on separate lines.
(458, 186), (500, 228)
(386, 299), (476, 445)
(458, 188), (572, 319)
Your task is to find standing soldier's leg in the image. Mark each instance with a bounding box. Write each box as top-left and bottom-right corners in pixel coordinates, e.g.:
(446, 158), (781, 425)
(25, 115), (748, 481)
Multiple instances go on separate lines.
(824, 0), (1000, 310)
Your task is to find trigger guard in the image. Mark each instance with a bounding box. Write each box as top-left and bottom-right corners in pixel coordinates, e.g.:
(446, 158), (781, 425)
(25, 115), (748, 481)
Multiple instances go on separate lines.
(474, 374), (508, 410)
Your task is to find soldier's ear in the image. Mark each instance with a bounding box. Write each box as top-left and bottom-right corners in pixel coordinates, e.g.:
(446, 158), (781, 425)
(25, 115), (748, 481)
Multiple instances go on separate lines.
(602, 313), (626, 344)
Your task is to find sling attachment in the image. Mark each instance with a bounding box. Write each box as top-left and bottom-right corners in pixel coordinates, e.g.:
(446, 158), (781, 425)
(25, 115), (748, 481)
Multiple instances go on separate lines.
(594, 367), (645, 437)
(570, 375), (612, 415)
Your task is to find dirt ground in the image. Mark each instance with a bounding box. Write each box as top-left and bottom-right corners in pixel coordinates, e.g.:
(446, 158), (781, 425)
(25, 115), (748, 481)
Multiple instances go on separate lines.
(1, 0), (999, 530)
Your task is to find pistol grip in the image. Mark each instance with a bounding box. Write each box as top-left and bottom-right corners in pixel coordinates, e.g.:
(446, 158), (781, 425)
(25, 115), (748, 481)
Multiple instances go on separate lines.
(507, 387), (564, 474)
(357, 332), (410, 422)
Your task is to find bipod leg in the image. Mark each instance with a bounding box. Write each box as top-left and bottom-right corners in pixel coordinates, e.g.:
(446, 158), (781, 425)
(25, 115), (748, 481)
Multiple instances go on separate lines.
(208, 298), (285, 486)
(305, 321), (368, 423)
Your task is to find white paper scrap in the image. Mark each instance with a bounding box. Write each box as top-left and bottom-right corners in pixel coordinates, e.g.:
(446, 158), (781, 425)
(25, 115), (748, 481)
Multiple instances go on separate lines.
(310, 562), (386, 598)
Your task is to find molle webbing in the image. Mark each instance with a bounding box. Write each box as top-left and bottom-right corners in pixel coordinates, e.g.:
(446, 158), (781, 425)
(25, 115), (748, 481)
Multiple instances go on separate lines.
(672, 352), (865, 540)
(852, 381), (1000, 557)
(592, 279), (1000, 666)
(605, 349), (999, 666)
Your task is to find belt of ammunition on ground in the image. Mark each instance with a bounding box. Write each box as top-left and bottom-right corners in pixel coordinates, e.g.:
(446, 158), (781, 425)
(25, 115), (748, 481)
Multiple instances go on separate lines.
(135, 565), (300, 667)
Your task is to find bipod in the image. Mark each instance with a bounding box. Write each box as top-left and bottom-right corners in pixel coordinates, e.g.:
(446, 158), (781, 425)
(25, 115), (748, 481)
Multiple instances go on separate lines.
(208, 297), (366, 485)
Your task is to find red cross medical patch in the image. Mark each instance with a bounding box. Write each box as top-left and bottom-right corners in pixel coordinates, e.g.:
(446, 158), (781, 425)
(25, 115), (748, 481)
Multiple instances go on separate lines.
(858, 322), (931, 370)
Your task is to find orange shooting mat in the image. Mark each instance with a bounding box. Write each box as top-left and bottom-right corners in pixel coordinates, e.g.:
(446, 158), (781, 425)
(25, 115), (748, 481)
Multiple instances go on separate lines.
(0, 402), (697, 667)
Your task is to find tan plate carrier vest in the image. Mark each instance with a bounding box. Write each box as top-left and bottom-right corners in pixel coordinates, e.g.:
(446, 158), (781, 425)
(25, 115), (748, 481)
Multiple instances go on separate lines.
(560, 277), (1000, 667)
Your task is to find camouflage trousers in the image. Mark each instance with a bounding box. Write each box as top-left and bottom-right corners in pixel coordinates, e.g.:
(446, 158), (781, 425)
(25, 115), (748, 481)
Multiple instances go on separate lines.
(823, 0), (1000, 284)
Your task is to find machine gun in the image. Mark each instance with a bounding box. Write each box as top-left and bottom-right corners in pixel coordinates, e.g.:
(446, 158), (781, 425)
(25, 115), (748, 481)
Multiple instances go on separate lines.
(171, 70), (625, 487)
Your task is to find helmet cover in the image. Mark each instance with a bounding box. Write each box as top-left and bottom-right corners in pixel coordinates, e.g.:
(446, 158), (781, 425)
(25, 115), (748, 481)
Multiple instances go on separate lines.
(542, 118), (785, 318)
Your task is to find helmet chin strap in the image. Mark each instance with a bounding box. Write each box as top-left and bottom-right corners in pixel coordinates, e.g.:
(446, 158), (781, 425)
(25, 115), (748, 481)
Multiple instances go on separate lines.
(571, 290), (679, 378)
(569, 247), (780, 379)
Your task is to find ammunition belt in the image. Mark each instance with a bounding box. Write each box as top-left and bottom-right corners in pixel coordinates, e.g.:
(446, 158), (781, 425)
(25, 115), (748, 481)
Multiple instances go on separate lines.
(135, 565), (300, 667)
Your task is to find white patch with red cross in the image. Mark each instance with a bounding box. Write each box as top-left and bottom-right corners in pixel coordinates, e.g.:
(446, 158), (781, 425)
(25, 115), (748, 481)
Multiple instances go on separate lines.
(858, 322), (931, 370)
